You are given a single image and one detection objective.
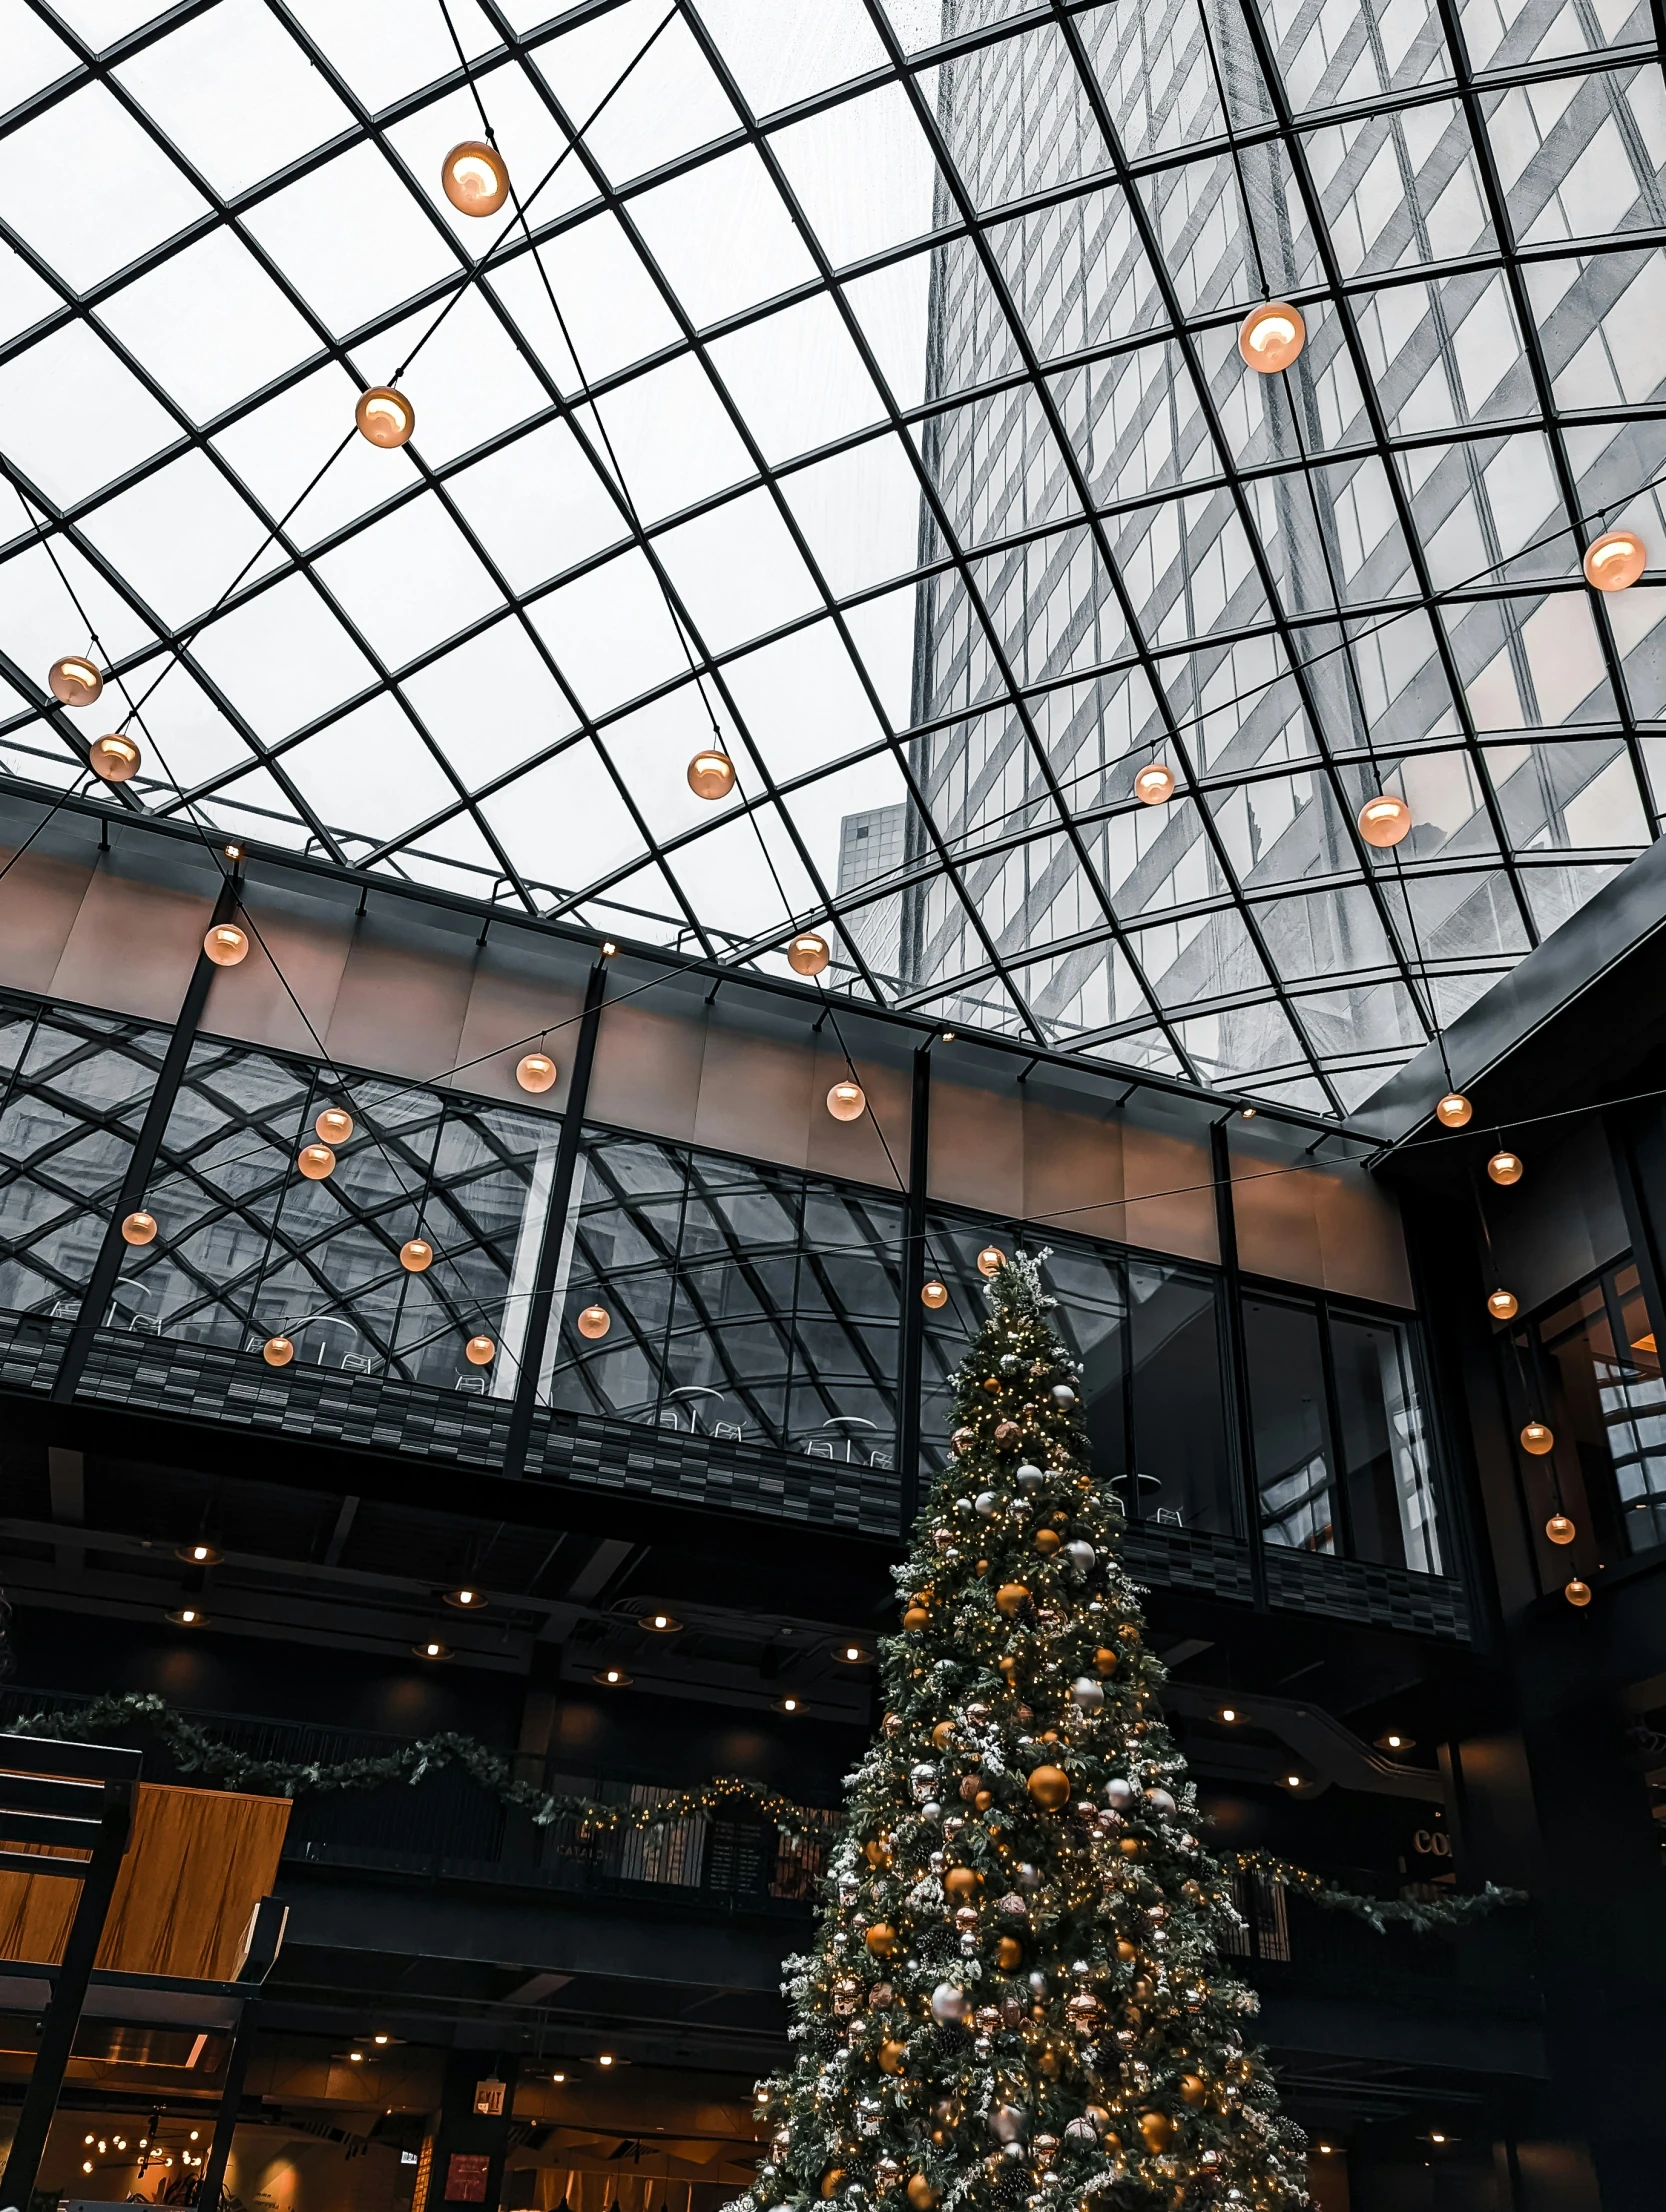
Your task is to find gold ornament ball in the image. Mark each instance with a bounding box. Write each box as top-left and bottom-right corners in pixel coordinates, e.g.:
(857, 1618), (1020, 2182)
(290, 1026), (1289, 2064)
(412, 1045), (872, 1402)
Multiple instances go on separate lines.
(906, 2181), (938, 2211)
(1179, 2075), (1207, 2108)
(944, 1866), (980, 1901)
(1138, 2112), (1175, 2154)
(356, 386), (415, 448)
(1034, 1527), (1061, 1555)
(995, 1582), (1030, 1617)
(976, 1244), (1006, 1278)
(89, 732), (141, 783)
(902, 1603), (931, 1631)
(951, 1426), (975, 1454)
(121, 1210), (157, 1246)
(1487, 1288), (1519, 1320)
(48, 654), (102, 708)
(1489, 1150), (1524, 1186)
(1027, 1764), (1070, 1810)
(1436, 1091), (1473, 1128)
(1546, 1513), (1576, 1545)
(204, 923), (249, 967)
(297, 1143), (336, 1180)
(787, 931), (830, 977)
(577, 1303), (611, 1341)
(517, 1052), (557, 1093)
(864, 1923), (896, 1957)
(263, 1334), (294, 1367)
(995, 1935), (1024, 1969)
(1094, 1645), (1119, 1675)
(921, 1278), (948, 1309)
(441, 139), (509, 216)
(1565, 1577), (1592, 1607)
(878, 2039), (907, 2076)
(931, 1719), (955, 1749)
(1520, 1421), (1554, 1456)
(464, 1333), (496, 1367)
(400, 1238), (433, 1273)
(820, 2173), (845, 2201)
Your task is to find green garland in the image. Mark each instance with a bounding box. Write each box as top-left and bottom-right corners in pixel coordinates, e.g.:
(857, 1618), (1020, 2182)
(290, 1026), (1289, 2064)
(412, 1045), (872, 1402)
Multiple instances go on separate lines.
(7, 1692), (1523, 1933)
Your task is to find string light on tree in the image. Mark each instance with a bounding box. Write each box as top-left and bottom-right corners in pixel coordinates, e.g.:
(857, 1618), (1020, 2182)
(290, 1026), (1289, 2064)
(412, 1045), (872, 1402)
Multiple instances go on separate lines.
(738, 1252), (1309, 2212)
(48, 655), (102, 707)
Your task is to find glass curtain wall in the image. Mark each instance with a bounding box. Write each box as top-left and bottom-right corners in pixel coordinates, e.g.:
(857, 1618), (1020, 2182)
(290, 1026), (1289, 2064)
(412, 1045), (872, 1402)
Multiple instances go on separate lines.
(1517, 1259), (1666, 1556)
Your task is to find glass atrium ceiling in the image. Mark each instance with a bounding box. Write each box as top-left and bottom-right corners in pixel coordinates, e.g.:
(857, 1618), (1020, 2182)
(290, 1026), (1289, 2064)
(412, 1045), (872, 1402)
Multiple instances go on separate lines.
(1, 0), (1663, 1115)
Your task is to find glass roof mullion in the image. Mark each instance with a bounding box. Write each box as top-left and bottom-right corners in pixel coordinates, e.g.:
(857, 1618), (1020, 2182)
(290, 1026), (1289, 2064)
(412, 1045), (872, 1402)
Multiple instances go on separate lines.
(1430, 0), (1663, 844)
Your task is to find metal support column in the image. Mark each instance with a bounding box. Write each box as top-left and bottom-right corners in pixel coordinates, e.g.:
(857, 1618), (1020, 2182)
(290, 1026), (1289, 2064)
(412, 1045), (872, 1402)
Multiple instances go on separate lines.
(502, 960), (609, 1479)
(195, 1897), (287, 2212)
(52, 877), (238, 1403)
(1209, 1118), (1267, 1610)
(894, 1044), (933, 1539)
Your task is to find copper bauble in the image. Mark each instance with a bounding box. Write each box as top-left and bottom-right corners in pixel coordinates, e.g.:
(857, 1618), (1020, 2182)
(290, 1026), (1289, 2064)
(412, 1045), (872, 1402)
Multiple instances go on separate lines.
(995, 1583), (1029, 1616)
(1034, 1528), (1061, 1555)
(1027, 1765), (1070, 1810)
(1094, 1645), (1119, 1674)
(1138, 2111), (1174, 2153)
(906, 2181), (938, 2211)
(864, 1923), (896, 1956)
(879, 2038), (907, 2075)
(903, 1604), (931, 1631)
(1179, 2075), (1207, 2107)
(944, 1867), (980, 1902)
(995, 1935), (1024, 1969)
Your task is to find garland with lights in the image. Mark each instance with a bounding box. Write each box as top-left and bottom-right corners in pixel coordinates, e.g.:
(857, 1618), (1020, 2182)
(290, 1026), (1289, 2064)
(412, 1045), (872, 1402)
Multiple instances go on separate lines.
(2, 1693), (1519, 1943)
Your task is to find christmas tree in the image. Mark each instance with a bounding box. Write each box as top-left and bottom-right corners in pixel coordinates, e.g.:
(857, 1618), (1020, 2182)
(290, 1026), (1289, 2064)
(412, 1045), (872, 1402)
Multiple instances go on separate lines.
(744, 1253), (1307, 2212)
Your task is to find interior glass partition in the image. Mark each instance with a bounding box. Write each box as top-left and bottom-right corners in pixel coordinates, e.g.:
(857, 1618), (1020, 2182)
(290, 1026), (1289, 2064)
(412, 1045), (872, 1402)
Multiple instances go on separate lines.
(1518, 1259), (1666, 1559)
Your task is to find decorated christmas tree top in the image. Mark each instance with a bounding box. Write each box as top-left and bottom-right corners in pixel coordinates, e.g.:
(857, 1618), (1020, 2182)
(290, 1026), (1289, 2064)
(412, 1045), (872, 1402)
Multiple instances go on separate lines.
(743, 1254), (1306, 2212)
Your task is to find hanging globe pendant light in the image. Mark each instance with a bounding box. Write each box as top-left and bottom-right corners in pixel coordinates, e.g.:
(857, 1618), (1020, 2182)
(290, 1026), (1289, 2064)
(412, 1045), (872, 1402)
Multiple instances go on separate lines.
(1238, 301), (1306, 373)
(204, 924), (249, 966)
(48, 656), (102, 708)
(464, 1334), (496, 1366)
(121, 1210), (157, 1246)
(1520, 1420), (1554, 1455)
(89, 733), (141, 783)
(400, 1238), (434, 1273)
(1134, 762), (1176, 806)
(827, 1079), (867, 1122)
(577, 1304), (611, 1340)
(787, 932), (830, 977)
(1582, 529), (1646, 592)
(355, 387), (415, 448)
(442, 140), (509, 216)
(1435, 1092), (1472, 1128)
(687, 749), (736, 801)
(316, 1107), (353, 1143)
(297, 1143), (336, 1180)
(1358, 794), (1412, 848)
(1488, 1149), (1524, 1186)
(516, 1053), (557, 1093)
(263, 1335), (294, 1368)
(1487, 1288), (1519, 1321)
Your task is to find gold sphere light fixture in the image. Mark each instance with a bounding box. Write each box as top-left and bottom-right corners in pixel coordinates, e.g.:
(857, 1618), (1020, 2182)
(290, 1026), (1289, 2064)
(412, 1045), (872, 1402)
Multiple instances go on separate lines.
(121, 1210), (157, 1246)
(1565, 1578), (1592, 1608)
(1487, 1288), (1519, 1321)
(1238, 300), (1306, 373)
(316, 1107), (353, 1144)
(977, 1245), (1006, 1279)
(356, 386), (415, 449)
(516, 1052), (557, 1093)
(1488, 1149), (1524, 1186)
(1358, 793), (1412, 848)
(1520, 1420), (1555, 1456)
(687, 748), (736, 801)
(263, 1335), (294, 1367)
(48, 655), (102, 707)
(89, 732), (141, 783)
(203, 923), (249, 967)
(827, 1079), (866, 1122)
(1582, 528), (1646, 592)
(441, 139), (509, 216)
(1435, 1092), (1472, 1128)
(787, 931), (830, 977)
(400, 1238), (434, 1273)
(1546, 1513), (1576, 1545)
(464, 1333), (496, 1366)
(297, 1143), (335, 1181)
(1134, 762), (1176, 806)
(921, 1278), (949, 1309)
(577, 1303), (611, 1340)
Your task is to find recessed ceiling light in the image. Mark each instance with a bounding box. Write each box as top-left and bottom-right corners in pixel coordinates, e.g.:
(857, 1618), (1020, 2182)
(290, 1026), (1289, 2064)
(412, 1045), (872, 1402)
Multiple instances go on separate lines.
(175, 1542), (222, 1565)
(168, 1607), (209, 1627)
(1219, 1706), (1238, 1723)
(1375, 1730), (1415, 1752)
(1285, 1773), (1303, 1789)
(445, 1587), (486, 1609)
(643, 1609), (682, 1633)
(414, 1640), (450, 1660)
(594, 1667), (632, 1687)
(832, 1641), (873, 1665)
(778, 1695), (802, 1714)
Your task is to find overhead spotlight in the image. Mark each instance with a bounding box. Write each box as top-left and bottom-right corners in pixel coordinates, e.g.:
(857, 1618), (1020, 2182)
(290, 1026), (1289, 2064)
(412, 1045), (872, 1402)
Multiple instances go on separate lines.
(355, 387), (415, 449)
(1238, 300), (1306, 372)
(263, 1334), (295, 1367)
(49, 655), (103, 707)
(1583, 528), (1646, 592)
(1357, 793), (1412, 848)
(223, 842), (243, 861)
(445, 1587), (487, 1610)
(686, 749), (736, 800)
(168, 1606), (209, 1627)
(940, 1030), (955, 1042)
(600, 940), (618, 958)
(594, 1666), (632, 1687)
(1375, 1731), (1415, 1753)
(832, 1641), (874, 1666)
(175, 1542), (222, 1565)
(415, 1640), (450, 1660)
(297, 1142), (336, 1180)
(1134, 762), (1175, 806)
(642, 1609), (682, 1634)
(577, 1304), (611, 1340)
(315, 1107), (354, 1144)
(90, 732), (141, 783)
(826, 1080), (866, 1122)
(400, 1238), (434, 1273)
(442, 139), (510, 216)
(1240, 1106), (1256, 1118)
(1218, 1706), (1238, 1724)
(787, 931), (830, 977)
(121, 1210), (158, 1246)
(1284, 1772), (1303, 1790)
(464, 1333), (496, 1366)
(1435, 1091), (1472, 1128)
(777, 1695), (803, 1714)
(204, 923), (249, 967)
(517, 1052), (558, 1093)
